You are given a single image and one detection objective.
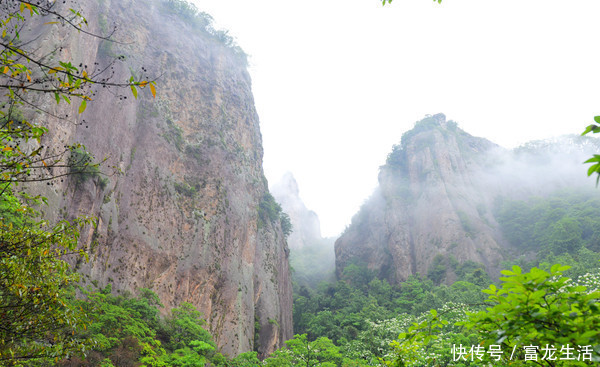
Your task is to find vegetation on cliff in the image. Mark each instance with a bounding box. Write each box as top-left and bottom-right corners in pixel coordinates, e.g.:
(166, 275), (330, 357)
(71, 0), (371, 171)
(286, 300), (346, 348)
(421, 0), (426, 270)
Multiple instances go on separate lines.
(1, 0), (291, 363)
(2, 0), (600, 366)
(0, 0), (153, 364)
(162, 0), (247, 65)
(284, 122), (600, 365)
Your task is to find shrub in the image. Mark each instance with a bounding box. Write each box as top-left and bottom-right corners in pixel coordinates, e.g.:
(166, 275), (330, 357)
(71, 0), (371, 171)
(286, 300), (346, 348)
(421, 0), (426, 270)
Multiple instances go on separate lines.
(258, 192), (282, 225)
(257, 192), (292, 238)
(162, 0), (247, 65)
(69, 147), (104, 187)
(280, 212), (293, 238)
(174, 181), (197, 197)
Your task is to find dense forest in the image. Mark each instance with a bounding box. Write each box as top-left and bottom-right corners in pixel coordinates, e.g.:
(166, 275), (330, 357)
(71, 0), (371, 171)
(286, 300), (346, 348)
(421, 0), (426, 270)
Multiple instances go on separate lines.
(287, 188), (600, 366)
(4, 183), (600, 366)
(1, 0), (600, 366)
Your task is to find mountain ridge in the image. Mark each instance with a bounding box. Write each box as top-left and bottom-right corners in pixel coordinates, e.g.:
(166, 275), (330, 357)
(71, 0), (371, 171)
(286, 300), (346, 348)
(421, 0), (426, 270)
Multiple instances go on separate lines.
(335, 113), (600, 284)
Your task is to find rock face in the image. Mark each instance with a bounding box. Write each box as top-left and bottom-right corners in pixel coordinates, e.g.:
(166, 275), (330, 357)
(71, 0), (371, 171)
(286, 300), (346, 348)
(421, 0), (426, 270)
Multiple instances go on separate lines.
(27, 0), (292, 358)
(271, 173), (336, 286)
(334, 113), (599, 284)
(271, 173), (322, 251)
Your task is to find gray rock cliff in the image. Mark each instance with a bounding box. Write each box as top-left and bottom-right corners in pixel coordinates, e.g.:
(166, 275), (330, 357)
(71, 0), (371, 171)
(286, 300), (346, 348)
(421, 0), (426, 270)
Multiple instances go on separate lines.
(335, 113), (600, 284)
(25, 0), (292, 358)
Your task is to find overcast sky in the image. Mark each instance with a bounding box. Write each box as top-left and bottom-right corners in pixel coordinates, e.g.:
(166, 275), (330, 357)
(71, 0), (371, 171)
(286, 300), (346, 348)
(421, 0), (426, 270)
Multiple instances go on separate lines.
(192, 0), (600, 237)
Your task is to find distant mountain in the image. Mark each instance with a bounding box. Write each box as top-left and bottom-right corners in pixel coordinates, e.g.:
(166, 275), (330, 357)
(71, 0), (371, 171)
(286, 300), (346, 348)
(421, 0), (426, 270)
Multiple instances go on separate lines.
(335, 113), (600, 284)
(271, 173), (323, 251)
(272, 173), (335, 287)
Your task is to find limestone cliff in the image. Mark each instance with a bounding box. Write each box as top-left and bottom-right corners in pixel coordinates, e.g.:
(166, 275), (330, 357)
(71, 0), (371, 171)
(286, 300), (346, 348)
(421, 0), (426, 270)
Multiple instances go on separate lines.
(26, 0), (292, 358)
(335, 114), (599, 284)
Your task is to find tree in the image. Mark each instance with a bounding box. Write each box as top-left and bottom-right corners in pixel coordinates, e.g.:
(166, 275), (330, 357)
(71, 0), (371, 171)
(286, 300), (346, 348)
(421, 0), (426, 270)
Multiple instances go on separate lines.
(0, 0), (154, 364)
(264, 334), (342, 367)
(385, 265), (600, 366)
(464, 264), (600, 366)
(229, 351), (263, 367)
(0, 195), (93, 365)
(582, 117), (600, 185)
(0, 0), (155, 185)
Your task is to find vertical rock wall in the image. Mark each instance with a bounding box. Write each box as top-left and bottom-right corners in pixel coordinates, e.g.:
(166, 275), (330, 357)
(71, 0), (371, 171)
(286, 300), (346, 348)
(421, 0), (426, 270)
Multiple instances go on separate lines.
(334, 113), (600, 285)
(28, 0), (292, 357)
(335, 114), (507, 283)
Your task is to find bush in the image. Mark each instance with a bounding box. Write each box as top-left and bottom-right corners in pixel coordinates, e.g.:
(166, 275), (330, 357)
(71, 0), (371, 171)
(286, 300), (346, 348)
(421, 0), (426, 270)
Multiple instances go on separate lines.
(427, 254), (447, 285)
(280, 212), (292, 238)
(258, 192), (281, 225)
(257, 192), (292, 238)
(162, 0), (248, 65)
(69, 146), (105, 187)
(174, 181), (197, 197)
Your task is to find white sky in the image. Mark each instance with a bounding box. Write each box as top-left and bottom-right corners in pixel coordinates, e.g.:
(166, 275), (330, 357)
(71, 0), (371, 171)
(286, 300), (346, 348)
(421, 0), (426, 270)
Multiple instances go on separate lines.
(192, 0), (600, 237)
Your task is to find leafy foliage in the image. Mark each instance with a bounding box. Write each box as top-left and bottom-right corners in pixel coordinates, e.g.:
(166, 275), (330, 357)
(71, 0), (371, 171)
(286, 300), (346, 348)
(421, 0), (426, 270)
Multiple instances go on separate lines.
(280, 212), (293, 238)
(0, 188), (94, 365)
(496, 189), (600, 257)
(69, 147), (108, 189)
(382, 265), (600, 366)
(258, 192), (293, 239)
(464, 264), (600, 365)
(0, 1), (154, 364)
(57, 288), (232, 367)
(582, 115), (600, 185)
(264, 334), (342, 367)
(162, 0), (247, 64)
(0, 1), (154, 185)
(292, 262), (488, 351)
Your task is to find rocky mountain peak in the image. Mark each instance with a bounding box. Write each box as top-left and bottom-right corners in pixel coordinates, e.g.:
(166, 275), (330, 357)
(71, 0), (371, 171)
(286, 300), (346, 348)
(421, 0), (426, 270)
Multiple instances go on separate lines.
(336, 115), (600, 287)
(272, 173), (322, 250)
(336, 116), (505, 285)
(274, 172), (301, 198)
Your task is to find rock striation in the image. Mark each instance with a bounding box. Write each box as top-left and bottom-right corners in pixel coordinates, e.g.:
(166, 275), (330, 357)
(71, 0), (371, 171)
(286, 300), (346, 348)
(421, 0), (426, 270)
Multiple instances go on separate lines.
(27, 0), (292, 358)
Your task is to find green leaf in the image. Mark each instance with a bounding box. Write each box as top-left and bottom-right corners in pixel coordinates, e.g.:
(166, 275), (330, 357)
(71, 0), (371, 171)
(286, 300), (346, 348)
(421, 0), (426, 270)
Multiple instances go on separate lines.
(557, 265), (571, 272)
(582, 124), (599, 136)
(531, 290), (545, 300)
(584, 155), (600, 164)
(78, 99), (87, 114)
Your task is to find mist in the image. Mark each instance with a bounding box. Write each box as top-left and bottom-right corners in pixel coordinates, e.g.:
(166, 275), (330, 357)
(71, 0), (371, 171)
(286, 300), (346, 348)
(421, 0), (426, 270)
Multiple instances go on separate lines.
(305, 116), (600, 283)
(477, 134), (599, 196)
(271, 172), (336, 287)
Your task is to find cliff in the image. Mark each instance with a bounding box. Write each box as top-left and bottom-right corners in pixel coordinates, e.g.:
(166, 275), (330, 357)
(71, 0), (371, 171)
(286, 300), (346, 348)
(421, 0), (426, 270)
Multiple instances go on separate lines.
(26, 0), (291, 358)
(271, 173), (323, 251)
(335, 113), (600, 284)
(271, 173), (336, 286)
